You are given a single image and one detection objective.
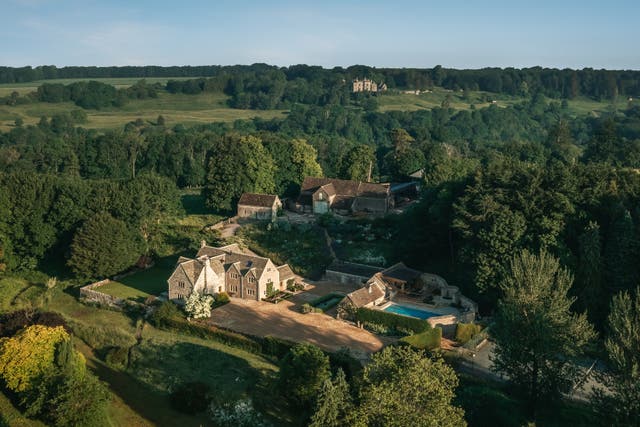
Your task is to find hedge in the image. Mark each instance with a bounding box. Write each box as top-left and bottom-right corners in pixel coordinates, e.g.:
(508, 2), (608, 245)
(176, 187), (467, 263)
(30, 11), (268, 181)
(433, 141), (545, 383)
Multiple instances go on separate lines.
(455, 323), (483, 344)
(356, 307), (430, 333)
(160, 316), (263, 354)
(400, 328), (442, 350)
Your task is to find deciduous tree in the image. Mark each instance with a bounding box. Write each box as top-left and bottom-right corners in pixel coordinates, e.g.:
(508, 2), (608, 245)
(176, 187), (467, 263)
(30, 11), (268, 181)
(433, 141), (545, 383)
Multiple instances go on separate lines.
(355, 346), (466, 427)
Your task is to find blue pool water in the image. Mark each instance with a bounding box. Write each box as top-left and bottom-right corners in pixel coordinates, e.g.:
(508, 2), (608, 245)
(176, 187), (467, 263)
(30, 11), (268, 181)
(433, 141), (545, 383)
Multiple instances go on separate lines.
(383, 303), (439, 320)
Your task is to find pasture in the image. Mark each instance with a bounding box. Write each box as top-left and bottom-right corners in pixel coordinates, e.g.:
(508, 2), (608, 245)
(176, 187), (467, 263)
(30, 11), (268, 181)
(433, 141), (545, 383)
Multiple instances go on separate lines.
(0, 90), (288, 131)
(0, 76), (632, 132)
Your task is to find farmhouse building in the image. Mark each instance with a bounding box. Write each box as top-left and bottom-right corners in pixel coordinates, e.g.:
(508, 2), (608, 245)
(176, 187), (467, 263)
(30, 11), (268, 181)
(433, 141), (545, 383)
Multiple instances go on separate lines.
(295, 177), (392, 215)
(335, 261), (478, 326)
(237, 193), (281, 221)
(167, 242), (294, 303)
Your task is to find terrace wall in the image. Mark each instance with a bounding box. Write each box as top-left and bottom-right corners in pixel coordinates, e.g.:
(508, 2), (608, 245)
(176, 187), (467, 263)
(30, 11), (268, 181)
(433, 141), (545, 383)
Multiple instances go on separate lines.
(79, 279), (124, 307)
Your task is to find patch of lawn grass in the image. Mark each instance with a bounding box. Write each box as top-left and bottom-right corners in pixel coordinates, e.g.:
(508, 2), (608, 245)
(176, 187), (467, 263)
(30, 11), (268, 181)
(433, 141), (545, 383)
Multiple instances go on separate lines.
(0, 390), (46, 427)
(130, 326), (277, 397)
(97, 256), (179, 301)
(40, 282), (285, 425)
(0, 277), (34, 311)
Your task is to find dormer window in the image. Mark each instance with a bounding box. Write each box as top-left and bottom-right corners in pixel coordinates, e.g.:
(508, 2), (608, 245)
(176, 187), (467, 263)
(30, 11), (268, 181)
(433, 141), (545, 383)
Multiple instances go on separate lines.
(318, 192), (324, 200)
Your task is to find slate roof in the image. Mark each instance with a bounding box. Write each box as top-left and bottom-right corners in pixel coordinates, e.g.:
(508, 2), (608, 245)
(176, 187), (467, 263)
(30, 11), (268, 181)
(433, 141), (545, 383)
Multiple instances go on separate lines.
(345, 275), (386, 308)
(277, 264), (295, 281)
(300, 177), (389, 199)
(382, 262), (422, 283)
(196, 244), (272, 278)
(178, 259), (205, 285)
(238, 193), (279, 208)
(327, 260), (384, 278)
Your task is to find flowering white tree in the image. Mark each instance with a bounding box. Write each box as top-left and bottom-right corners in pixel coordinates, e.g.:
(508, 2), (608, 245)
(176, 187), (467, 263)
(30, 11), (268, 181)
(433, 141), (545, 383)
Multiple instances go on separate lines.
(210, 399), (269, 427)
(184, 292), (214, 319)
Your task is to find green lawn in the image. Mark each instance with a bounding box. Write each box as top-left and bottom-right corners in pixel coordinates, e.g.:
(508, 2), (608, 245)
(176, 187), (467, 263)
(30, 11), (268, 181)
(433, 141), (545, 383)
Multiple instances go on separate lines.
(98, 256), (179, 302)
(0, 390), (46, 427)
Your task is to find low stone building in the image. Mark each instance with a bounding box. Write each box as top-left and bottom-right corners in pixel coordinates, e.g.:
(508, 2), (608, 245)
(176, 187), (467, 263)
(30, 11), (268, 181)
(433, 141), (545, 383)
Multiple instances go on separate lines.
(295, 177), (392, 216)
(167, 242), (292, 303)
(237, 193), (281, 221)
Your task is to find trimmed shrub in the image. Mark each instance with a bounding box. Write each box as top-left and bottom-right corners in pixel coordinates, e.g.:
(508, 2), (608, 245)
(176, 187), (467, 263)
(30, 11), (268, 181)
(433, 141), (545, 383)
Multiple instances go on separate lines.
(170, 381), (211, 414)
(149, 301), (182, 328)
(356, 307), (430, 334)
(455, 323), (483, 344)
(157, 315), (263, 354)
(301, 303), (322, 314)
(216, 292), (230, 304)
(400, 328), (442, 350)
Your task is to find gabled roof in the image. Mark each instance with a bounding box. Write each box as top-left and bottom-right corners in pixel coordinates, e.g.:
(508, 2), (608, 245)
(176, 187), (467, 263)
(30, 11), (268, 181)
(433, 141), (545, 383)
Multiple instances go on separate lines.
(178, 259), (205, 286)
(382, 262), (422, 283)
(238, 193), (279, 208)
(317, 183), (336, 198)
(345, 277), (386, 308)
(197, 244), (272, 280)
(277, 264), (295, 281)
(300, 177), (389, 201)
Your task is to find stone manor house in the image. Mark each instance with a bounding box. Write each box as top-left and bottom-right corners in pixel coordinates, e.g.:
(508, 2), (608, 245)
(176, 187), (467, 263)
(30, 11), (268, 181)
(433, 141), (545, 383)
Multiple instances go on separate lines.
(167, 242), (295, 303)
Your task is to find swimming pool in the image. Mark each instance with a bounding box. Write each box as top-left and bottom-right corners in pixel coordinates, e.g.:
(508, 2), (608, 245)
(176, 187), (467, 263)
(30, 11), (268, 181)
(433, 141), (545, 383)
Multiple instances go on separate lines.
(382, 303), (440, 320)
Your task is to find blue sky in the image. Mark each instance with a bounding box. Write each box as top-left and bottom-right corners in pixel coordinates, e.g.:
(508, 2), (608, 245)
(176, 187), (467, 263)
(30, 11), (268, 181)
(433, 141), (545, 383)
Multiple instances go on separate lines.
(3, 0), (639, 69)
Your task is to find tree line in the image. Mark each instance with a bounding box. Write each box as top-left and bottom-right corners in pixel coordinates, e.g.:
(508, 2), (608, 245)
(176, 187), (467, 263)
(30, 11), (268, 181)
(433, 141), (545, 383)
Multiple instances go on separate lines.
(2, 64), (639, 100)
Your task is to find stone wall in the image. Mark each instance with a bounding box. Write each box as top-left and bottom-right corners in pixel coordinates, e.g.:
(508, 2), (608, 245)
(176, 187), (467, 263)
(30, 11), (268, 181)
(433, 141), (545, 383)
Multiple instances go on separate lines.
(79, 279), (124, 307)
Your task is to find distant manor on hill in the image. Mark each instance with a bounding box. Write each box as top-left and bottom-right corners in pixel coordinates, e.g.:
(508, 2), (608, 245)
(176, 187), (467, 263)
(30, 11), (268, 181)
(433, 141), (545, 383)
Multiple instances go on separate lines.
(352, 77), (387, 93)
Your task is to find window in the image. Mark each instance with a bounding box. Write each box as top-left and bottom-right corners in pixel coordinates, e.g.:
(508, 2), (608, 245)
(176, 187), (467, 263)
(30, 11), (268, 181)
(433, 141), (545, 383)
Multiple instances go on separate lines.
(178, 281), (185, 289)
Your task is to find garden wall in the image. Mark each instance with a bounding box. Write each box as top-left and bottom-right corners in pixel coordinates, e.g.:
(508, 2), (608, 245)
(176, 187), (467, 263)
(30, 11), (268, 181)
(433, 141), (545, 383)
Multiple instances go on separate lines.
(79, 280), (124, 307)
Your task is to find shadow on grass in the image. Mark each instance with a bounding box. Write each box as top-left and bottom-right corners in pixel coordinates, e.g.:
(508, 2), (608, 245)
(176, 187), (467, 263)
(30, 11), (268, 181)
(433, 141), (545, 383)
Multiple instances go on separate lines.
(90, 339), (276, 426)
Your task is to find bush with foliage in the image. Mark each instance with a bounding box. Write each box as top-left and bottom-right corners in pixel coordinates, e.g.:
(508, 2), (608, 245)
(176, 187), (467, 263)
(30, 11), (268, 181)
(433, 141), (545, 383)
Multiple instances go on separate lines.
(278, 343), (331, 410)
(0, 309), (69, 337)
(0, 324), (110, 426)
(455, 323), (483, 344)
(104, 346), (129, 370)
(170, 381), (211, 414)
(356, 307), (430, 334)
(184, 292), (214, 319)
(301, 303), (322, 314)
(209, 398), (270, 427)
(400, 327), (442, 350)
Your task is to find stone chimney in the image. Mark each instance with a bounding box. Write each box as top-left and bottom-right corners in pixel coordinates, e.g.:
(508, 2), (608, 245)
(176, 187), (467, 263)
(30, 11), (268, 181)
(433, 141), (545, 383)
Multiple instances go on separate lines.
(200, 240), (207, 248)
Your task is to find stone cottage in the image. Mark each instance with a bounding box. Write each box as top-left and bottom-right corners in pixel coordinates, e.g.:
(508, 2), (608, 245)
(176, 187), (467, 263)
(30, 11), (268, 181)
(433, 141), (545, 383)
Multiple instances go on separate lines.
(295, 177), (392, 215)
(167, 242), (293, 303)
(237, 193), (281, 221)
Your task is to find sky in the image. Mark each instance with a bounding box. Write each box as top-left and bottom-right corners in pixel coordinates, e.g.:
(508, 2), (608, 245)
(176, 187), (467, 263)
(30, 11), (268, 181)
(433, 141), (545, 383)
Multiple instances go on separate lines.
(2, 0), (640, 70)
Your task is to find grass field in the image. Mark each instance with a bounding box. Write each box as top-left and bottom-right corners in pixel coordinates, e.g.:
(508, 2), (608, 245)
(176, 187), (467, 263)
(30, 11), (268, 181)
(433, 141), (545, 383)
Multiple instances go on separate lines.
(378, 87), (632, 116)
(1, 76), (632, 132)
(0, 90), (288, 131)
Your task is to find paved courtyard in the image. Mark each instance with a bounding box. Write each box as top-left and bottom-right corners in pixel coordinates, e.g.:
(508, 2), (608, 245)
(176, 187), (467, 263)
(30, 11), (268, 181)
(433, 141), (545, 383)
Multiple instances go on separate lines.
(208, 281), (394, 360)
